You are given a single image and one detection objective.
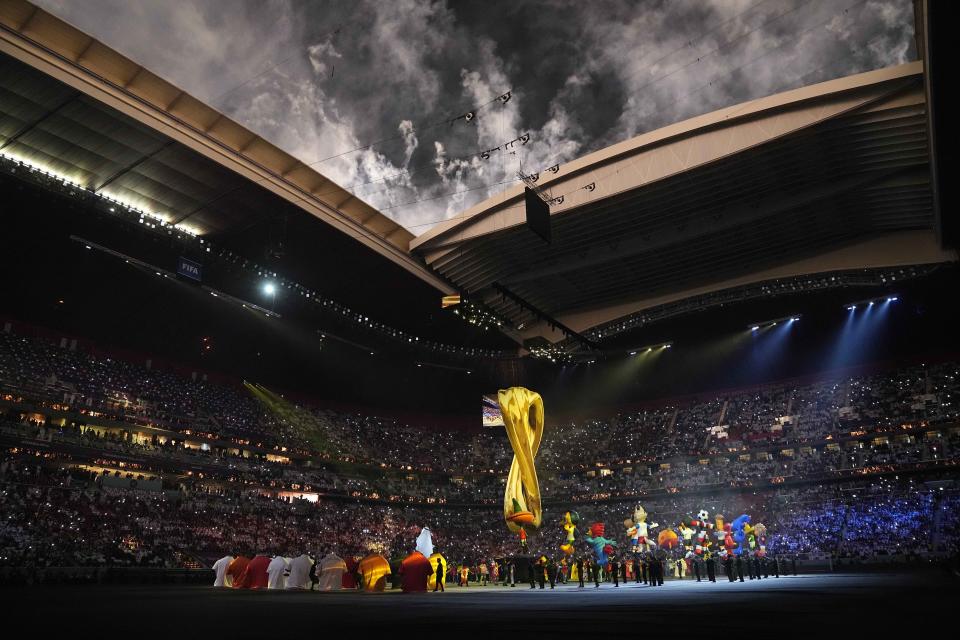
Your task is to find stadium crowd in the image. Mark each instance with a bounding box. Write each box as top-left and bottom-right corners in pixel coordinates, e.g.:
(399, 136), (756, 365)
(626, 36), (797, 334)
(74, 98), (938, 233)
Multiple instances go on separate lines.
(2, 329), (959, 578)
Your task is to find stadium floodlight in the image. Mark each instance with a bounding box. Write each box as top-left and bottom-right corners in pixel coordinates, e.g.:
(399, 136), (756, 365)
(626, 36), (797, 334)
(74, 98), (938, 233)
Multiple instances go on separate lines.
(747, 314), (801, 330)
(263, 282), (276, 296)
(844, 295), (897, 310)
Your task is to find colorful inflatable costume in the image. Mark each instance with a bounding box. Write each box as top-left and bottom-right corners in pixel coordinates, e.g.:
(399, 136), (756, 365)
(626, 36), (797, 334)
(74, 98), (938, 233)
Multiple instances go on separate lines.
(400, 551), (431, 592)
(560, 511), (580, 556)
(318, 552), (347, 591)
(730, 514), (751, 555)
(584, 523), (617, 567)
(358, 553), (391, 592)
(624, 505), (658, 552)
(679, 509), (714, 556)
(226, 555), (250, 589)
(237, 554), (270, 589)
(657, 529), (679, 549)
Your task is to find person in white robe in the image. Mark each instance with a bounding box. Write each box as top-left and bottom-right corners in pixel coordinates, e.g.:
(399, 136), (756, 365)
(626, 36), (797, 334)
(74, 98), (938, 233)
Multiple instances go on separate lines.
(267, 555), (289, 589)
(318, 552), (347, 591)
(212, 554), (234, 587)
(415, 527), (434, 558)
(285, 554), (313, 590)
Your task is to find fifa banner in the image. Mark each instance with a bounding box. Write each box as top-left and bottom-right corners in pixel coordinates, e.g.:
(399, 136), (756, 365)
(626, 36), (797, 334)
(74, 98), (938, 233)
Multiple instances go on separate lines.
(177, 257), (202, 282)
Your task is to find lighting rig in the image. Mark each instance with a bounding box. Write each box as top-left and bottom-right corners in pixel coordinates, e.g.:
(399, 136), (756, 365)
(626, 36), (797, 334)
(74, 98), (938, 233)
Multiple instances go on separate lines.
(3, 152), (514, 360)
(747, 315), (801, 331)
(844, 295), (899, 311)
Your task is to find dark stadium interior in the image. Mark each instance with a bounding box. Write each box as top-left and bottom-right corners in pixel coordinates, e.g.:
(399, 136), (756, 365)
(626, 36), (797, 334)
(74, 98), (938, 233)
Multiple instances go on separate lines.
(1, 0), (958, 633)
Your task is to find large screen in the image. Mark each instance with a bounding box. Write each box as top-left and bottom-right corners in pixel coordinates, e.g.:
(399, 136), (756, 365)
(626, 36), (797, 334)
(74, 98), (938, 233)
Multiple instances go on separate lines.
(482, 394), (504, 427)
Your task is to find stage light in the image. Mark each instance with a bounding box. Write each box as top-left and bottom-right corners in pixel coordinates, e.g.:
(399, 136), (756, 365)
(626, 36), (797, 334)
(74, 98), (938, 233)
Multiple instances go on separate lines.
(848, 305), (856, 311)
(888, 297), (898, 302)
(868, 301), (874, 306)
(751, 326), (759, 332)
(263, 282), (276, 295)
(629, 351), (637, 356)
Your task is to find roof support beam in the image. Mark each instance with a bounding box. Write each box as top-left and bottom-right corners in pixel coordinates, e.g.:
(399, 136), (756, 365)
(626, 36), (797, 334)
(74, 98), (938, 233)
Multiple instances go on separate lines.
(95, 139), (174, 192)
(0, 90), (78, 152)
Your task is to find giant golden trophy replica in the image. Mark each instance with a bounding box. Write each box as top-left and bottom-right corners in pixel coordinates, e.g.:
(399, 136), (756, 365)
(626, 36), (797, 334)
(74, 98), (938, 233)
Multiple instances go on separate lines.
(498, 387), (544, 534)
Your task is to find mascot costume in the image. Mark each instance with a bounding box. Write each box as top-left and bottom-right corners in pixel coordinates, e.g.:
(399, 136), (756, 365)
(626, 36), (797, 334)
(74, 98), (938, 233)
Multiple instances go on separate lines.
(584, 523), (617, 568)
(624, 505), (658, 552)
(730, 514), (752, 555)
(560, 511), (580, 556)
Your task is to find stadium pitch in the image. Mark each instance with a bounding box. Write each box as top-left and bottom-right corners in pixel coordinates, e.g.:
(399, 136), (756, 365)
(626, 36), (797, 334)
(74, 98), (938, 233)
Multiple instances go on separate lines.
(8, 572), (957, 634)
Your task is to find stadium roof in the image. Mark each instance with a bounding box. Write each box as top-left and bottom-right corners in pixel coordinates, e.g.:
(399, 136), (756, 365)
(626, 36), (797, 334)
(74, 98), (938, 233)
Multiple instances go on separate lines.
(0, 0), (448, 292)
(411, 60), (956, 347)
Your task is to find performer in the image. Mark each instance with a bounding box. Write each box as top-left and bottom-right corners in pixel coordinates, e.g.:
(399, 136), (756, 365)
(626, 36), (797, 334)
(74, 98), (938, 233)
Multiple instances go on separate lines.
(212, 554), (234, 587)
(285, 553), (313, 590)
(705, 549), (716, 583)
(225, 554), (250, 589)
(610, 554), (620, 587)
(237, 553), (270, 589)
(400, 551), (432, 593)
(267, 555), (288, 589)
(528, 557), (537, 590)
(318, 551), (347, 591)
(584, 523), (617, 570)
(432, 556), (445, 592)
(624, 505), (658, 552)
(735, 553), (745, 582)
(560, 511), (580, 556)
(358, 552), (391, 592)
(577, 555), (585, 588)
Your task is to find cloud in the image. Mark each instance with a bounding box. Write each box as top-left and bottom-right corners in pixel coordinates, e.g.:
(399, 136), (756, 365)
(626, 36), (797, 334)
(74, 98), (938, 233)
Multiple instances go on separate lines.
(33, 0), (916, 233)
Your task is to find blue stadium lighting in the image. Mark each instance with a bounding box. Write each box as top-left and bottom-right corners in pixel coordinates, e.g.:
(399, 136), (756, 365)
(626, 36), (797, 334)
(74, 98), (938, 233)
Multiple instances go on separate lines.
(751, 326), (759, 331)
(888, 296), (898, 302)
(848, 305), (856, 311)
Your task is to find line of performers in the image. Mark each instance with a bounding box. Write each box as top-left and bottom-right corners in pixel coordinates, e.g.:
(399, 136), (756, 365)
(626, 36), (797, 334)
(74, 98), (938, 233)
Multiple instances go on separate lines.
(508, 504), (794, 586)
